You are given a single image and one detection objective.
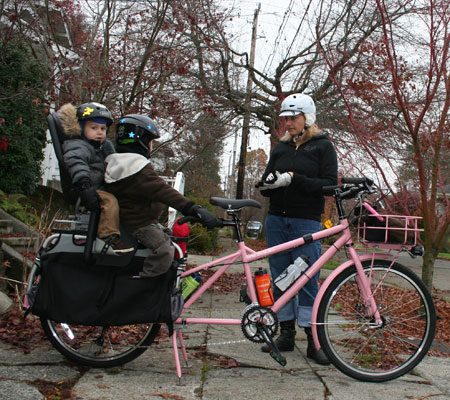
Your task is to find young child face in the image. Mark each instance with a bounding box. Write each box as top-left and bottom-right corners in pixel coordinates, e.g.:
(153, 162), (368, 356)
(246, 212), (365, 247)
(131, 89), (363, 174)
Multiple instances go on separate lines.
(84, 120), (107, 142)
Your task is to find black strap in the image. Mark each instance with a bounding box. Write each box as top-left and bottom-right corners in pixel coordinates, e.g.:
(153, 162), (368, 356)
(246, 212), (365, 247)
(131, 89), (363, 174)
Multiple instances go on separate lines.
(303, 233), (314, 244)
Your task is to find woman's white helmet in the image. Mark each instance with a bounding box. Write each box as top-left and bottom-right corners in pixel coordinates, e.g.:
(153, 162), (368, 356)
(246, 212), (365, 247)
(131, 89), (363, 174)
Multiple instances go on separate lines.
(279, 93), (316, 127)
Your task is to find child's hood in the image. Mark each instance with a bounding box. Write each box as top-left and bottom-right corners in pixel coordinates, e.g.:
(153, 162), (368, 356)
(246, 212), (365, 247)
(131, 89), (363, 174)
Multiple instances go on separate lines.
(104, 153), (150, 183)
(57, 103), (81, 138)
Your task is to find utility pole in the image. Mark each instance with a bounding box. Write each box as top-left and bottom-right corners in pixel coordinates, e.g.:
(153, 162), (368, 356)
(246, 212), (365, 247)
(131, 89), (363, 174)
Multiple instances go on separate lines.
(229, 128), (238, 196)
(235, 3), (260, 199)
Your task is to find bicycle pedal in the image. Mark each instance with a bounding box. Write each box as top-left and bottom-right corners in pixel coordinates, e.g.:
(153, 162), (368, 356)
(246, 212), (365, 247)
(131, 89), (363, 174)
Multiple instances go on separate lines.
(270, 351), (287, 367)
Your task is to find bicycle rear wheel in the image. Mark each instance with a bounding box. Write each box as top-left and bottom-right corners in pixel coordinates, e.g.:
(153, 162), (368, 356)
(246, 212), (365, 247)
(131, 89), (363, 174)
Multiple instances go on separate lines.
(317, 260), (436, 382)
(27, 260), (161, 368)
(40, 319), (160, 368)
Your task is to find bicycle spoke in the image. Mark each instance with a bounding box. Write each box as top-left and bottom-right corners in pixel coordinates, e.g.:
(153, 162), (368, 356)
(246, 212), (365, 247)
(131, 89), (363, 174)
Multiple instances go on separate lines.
(317, 262), (435, 382)
(41, 320), (158, 367)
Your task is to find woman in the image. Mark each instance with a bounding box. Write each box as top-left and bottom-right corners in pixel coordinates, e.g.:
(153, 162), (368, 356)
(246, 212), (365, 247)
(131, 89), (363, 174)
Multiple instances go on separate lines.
(258, 93), (337, 364)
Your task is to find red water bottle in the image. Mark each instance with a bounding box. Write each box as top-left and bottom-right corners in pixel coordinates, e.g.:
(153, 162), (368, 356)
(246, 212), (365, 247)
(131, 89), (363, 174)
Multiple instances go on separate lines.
(254, 268), (274, 307)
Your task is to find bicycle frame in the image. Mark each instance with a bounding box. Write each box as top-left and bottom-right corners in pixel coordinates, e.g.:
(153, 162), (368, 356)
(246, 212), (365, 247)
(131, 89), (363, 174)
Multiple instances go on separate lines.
(29, 177), (430, 382)
(172, 215), (390, 378)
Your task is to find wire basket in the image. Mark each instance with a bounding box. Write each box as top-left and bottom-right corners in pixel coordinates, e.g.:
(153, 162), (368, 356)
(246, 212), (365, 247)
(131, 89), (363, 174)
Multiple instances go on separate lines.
(357, 214), (423, 247)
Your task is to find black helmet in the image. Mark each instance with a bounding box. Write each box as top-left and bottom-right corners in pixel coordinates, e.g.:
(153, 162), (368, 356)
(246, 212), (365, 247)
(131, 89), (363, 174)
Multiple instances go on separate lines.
(76, 102), (114, 126)
(116, 114), (161, 150)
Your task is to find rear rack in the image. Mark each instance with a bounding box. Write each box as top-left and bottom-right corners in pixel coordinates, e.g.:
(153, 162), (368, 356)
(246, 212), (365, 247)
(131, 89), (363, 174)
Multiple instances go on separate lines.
(50, 215), (90, 234)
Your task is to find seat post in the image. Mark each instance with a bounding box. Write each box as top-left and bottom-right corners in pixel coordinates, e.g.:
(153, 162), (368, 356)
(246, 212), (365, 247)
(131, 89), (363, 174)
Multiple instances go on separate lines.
(225, 211), (243, 243)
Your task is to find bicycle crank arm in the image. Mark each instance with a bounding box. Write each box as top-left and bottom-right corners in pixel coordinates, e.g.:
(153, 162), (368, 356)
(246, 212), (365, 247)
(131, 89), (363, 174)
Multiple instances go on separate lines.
(258, 324), (287, 367)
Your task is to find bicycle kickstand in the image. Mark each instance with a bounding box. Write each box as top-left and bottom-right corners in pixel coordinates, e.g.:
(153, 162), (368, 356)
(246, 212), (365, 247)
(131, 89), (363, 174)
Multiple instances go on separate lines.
(257, 324), (287, 367)
(172, 325), (189, 384)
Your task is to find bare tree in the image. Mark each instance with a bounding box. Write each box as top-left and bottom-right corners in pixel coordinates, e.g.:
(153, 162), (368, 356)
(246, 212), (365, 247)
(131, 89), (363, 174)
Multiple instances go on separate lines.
(374, 0), (449, 289)
(194, 1), (416, 192)
(319, 0), (449, 289)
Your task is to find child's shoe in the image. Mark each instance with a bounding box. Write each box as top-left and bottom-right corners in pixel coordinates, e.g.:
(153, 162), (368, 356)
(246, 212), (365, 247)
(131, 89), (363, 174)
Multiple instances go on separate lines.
(103, 234), (134, 254)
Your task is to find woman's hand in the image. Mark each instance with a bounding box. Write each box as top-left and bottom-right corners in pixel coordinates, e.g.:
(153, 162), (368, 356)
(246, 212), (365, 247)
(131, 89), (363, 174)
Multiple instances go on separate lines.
(259, 171), (292, 190)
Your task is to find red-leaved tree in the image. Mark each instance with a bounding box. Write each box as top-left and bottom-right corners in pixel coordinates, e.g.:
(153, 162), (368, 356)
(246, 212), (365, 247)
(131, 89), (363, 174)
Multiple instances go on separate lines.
(319, 0), (449, 289)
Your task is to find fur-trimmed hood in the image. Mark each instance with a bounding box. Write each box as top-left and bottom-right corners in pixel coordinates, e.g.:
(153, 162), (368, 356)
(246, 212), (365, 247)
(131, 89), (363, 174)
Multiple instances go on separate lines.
(280, 125), (323, 146)
(57, 103), (81, 138)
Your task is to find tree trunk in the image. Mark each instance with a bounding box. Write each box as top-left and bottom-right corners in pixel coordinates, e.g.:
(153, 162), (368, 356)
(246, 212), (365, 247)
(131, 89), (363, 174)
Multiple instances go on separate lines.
(422, 250), (436, 292)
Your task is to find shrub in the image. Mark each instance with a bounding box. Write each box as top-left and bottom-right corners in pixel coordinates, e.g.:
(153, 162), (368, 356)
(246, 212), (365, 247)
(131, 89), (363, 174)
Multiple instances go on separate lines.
(0, 39), (49, 195)
(0, 190), (38, 226)
(184, 195), (219, 254)
(188, 224), (219, 254)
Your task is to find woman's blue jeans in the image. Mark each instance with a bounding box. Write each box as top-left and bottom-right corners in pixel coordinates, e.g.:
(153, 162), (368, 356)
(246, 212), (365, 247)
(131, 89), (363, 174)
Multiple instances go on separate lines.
(265, 213), (321, 327)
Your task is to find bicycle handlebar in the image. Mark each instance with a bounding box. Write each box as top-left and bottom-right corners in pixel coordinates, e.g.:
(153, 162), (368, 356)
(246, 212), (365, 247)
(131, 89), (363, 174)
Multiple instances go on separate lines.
(341, 176), (374, 186)
(323, 176), (375, 199)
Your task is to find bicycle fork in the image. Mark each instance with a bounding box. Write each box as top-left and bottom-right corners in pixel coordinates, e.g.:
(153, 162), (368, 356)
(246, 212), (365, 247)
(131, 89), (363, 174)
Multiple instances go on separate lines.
(310, 252), (387, 351)
(349, 247), (383, 326)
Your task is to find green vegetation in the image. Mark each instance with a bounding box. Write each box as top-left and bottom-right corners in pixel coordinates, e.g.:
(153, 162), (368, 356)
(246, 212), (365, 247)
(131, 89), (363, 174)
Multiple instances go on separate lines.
(185, 195), (219, 254)
(0, 38), (49, 195)
(323, 259), (341, 270)
(0, 186), (69, 227)
(0, 190), (38, 226)
(188, 224), (219, 254)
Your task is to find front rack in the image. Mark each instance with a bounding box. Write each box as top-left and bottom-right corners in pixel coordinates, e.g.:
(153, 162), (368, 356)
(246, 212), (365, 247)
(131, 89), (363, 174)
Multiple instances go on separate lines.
(357, 214), (423, 250)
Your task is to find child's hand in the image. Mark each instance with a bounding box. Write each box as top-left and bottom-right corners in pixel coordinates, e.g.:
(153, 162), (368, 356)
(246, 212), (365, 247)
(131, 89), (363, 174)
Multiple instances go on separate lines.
(80, 187), (100, 211)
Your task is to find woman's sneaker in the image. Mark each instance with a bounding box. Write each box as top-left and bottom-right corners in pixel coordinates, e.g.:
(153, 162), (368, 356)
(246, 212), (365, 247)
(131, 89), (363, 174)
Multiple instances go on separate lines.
(103, 234), (134, 254)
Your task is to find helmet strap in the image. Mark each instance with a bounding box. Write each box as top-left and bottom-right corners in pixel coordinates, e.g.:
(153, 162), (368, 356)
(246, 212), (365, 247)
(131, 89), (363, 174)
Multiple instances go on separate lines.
(116, 142), (149, 158)
(137, 139), (151, 158)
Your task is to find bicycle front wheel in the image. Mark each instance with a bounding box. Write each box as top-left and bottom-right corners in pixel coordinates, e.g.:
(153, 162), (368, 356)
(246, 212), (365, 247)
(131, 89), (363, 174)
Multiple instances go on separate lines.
(317, 260), (436, 382)
(40, 319), (160, 368)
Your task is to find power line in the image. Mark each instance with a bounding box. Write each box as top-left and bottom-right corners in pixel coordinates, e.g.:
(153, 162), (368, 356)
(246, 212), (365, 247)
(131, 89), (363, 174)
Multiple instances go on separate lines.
(262, 0), (295, 75)
(284, 0), (313, 60)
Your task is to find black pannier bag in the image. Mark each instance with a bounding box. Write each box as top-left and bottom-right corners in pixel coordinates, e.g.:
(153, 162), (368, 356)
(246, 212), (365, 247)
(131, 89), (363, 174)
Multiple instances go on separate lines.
(32, 250), (176, 326)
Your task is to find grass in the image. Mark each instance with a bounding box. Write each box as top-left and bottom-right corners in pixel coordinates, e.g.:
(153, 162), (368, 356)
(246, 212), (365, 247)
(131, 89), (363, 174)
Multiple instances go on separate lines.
(323, 259), (341, 270)
(438, 253), (450, 260)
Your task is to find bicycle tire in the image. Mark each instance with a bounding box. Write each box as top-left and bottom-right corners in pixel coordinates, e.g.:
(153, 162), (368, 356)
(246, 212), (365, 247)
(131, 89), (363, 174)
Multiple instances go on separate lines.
(317, 260), (436, 382)
(40, 318), (160, 368)
(27, 259), (160, 368)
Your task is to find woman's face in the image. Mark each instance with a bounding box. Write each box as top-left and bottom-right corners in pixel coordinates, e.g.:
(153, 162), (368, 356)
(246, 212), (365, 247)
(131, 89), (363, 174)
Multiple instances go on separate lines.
(282, 113), (306, 137)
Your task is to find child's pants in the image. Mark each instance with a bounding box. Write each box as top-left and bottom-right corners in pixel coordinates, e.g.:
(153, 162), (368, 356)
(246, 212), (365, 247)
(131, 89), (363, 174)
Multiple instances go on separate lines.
(132, 224), (174, 278)
(97, 190), (120, 239)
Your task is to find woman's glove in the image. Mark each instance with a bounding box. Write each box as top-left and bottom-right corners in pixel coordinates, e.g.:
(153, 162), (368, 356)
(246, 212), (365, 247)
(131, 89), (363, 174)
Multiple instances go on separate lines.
(259, 171), (292, 190)
(77, 178), (100, 211)
(185, 205), (222, 229)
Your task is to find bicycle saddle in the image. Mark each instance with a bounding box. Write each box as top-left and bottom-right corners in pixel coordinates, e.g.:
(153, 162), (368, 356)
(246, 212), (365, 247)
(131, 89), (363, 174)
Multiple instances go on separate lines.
(210, 197), (261, 210)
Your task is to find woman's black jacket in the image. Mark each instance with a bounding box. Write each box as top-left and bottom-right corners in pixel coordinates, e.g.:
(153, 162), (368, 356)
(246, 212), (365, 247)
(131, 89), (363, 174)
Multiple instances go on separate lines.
(261, 133), (337, 221)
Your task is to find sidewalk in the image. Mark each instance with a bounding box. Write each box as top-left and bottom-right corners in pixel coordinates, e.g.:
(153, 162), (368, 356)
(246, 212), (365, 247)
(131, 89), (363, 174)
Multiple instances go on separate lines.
(0, 290), (449, 399)
(0, 251), (449, 399)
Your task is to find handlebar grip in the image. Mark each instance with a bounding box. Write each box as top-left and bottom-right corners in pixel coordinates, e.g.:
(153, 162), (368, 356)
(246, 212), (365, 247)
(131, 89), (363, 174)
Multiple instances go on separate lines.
(340, 186), (361, 200)
(342, 176), (374, 186)
(322, 185), (339, 196)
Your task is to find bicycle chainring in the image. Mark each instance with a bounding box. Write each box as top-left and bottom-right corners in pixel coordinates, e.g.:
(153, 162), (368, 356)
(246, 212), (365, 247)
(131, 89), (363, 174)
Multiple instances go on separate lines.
(241, 306), (278, 343)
